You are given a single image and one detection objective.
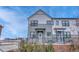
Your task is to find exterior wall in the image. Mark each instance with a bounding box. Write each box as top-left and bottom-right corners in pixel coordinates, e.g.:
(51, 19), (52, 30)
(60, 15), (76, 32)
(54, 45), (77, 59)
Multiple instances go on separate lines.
(28, 10), (52, 41)
(28, 24), (52, 43)
(29, 15), (51, 24)
(28, 10), (51, 24)
(52, 19), (77, 35)
(28, 9), (79, 44)
(51, 19), (78, 43)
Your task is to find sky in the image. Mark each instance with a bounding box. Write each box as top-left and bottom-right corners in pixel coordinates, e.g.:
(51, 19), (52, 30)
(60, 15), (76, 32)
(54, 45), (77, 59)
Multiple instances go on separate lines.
(0, 6), (79, 39)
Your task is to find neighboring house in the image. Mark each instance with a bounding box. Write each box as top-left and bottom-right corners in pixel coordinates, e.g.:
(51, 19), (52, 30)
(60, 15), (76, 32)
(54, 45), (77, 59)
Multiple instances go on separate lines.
(28, 9), (79, 44)
(0, 25), (24, 52)
(0, 39), (24, 52)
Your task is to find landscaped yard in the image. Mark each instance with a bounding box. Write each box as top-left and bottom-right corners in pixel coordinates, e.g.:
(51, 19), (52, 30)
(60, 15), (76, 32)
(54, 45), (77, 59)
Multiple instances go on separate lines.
(19, 42), (79, 52)
(20, 43), (54, 52)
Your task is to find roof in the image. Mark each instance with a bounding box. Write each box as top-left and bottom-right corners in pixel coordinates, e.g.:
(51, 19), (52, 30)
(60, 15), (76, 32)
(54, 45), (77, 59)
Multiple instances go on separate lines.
(28, 9), (52, 19)
(52, 18), (79, 19)
(28, 9), (79, 20)
(51, 18), (79, 20)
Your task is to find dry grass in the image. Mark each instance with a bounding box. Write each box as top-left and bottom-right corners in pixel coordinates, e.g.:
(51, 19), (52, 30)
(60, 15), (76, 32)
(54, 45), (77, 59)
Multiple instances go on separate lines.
(19, 36), (79, 52)
(20, 43), (79, 52)
(20, 43), (54, 52)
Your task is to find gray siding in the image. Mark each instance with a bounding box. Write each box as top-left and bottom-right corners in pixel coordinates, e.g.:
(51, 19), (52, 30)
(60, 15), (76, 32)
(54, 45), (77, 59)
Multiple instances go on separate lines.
(28, 9), (79, 44)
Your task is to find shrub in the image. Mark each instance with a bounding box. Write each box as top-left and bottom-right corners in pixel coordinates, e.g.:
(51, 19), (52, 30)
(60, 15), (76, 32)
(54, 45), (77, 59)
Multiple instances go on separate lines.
(20, 43), (54, 52)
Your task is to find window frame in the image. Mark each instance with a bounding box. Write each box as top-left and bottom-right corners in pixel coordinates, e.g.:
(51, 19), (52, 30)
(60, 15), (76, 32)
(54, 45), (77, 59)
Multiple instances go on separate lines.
(47, 20), (54, 25)
(64, 31), (71, 39)
(62, 20), (70, 26)
(56, 20), (59, 25)
(30, 20), (38, 26)
(30, 32), (36, 38)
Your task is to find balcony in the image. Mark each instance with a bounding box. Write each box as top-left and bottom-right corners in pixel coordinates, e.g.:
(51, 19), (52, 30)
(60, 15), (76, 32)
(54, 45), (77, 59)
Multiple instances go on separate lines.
(30, 24), (52, 29)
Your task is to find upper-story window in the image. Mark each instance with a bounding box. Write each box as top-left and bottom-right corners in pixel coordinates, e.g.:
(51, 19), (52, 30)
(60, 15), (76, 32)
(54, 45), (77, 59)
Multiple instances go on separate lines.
(62, 20), (70, 26)
(56, 20), (59, 25)
(47, 20), (54, 25)
(30, 20), (38, 26)
(76, 20), (79, 26)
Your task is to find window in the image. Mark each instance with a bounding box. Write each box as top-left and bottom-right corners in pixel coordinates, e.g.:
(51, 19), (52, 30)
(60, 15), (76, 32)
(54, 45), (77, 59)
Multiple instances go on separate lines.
(47, 32), (51, 36)
(30, 32), (36, 38)
(76, 20), (79, 26)
(67, 32), (71, 38)
(62, 20), (70, 26)
(64, 32), (71, 39)
(56, 20), (59, 25)
(30, 20), (38, 26)
(47, 20), (54, 25)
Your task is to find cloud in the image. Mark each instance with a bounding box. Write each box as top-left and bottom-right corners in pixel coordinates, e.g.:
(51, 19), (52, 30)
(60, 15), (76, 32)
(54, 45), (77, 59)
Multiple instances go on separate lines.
(6, 24), (17, 35)
(0, 6), (27, 38)
(0, 6), (79, 38)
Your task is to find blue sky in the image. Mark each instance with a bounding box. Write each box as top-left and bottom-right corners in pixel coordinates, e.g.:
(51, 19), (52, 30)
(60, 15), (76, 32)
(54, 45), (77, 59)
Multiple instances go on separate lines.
(0, 6), (79, 39)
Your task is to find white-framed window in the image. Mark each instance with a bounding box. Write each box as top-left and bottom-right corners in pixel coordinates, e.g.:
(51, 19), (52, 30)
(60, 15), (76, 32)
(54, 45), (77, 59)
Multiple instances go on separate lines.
(30, 32), (36, 38)
(47, 20), (54, 25)
(64, 31), (71, 39)
(30, 20), (38, 26)
(56, 20), (59, 25)
(62, 20), (70, 26)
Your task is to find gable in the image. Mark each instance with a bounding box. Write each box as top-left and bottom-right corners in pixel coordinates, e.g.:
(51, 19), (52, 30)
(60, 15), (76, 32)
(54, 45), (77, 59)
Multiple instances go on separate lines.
(28, 9), (52, 24)
(28, 9), (52, 19)
(35, 10), (45, 15)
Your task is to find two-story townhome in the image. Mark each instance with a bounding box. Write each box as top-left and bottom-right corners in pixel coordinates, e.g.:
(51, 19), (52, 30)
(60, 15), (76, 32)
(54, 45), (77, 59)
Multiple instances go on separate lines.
(28, 9), (79, 44)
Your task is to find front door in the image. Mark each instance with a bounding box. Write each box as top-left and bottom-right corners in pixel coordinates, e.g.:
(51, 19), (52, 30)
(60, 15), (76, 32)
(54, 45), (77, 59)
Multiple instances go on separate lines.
(38, 32), (43, 43)
(56, 31), (64, 43)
